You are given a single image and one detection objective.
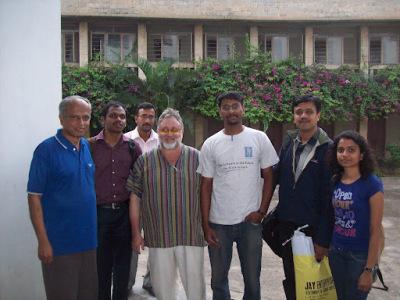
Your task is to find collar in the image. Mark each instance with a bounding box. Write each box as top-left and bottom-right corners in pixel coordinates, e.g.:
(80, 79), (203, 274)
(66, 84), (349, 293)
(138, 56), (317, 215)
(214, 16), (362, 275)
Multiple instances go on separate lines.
(295, 130), (319, 146)
(93, 129), (130, 143)
(55, 128), (83, 150)
(130, 127), (158, 141)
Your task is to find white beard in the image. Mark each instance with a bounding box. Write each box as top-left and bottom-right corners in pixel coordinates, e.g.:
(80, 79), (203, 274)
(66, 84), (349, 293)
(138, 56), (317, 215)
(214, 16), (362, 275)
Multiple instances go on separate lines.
(161, 140), (180, 150)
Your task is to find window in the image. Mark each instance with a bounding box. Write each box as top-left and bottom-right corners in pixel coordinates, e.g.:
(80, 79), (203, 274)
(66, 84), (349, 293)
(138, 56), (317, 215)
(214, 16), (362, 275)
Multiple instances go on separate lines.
(205, 34), (246, 60)
(62, 31), (79, 64)
(91, 33), (136, 62)
(148, 33), (192, 63)
(370, 35), (399, 65)
(315, 37), (343, 65)
(259, 35), (289, 61)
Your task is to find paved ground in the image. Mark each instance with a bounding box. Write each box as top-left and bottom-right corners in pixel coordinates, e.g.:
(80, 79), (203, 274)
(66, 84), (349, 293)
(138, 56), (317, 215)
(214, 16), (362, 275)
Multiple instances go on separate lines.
(129, 177), (400, 299)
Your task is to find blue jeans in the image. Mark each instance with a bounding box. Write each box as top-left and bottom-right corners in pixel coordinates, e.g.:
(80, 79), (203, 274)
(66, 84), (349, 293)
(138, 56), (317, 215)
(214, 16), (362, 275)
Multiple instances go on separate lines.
(208, 221), (263, 300)
(329, 247), (369, 300)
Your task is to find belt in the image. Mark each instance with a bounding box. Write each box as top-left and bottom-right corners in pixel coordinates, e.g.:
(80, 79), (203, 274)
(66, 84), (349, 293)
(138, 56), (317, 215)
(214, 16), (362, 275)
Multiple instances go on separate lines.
(97, 201), (128, 210)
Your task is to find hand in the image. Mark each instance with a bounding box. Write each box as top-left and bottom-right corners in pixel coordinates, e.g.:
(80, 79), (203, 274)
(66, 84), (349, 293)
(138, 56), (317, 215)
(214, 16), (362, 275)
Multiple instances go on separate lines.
(244, 211), (264, 224)
(132, 234), (145, 254)
(203, 226), (219, 248)
(358, 270), (373, 293)
(38, 240), (53, 264)
(313, 243), (328, 262)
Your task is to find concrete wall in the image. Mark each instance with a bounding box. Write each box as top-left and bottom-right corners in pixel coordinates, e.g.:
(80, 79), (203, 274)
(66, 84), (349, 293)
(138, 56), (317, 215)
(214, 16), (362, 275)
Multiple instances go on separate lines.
(386, 113), (400, 146)
(0, 1), (60, 298)
(62, 0), (400, 20)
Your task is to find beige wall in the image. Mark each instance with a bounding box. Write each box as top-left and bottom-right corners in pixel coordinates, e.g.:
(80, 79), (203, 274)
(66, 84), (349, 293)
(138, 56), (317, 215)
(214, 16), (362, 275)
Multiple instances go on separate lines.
(62, 0), (400, 21)
(386, 113), (400, 146)
(334, 120), (358, 137)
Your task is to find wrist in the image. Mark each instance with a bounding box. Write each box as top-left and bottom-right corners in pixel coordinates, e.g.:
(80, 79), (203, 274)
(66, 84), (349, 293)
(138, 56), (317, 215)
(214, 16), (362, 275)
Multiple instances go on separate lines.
(257, 209), (266, 217)
(363, 266), (376, 273)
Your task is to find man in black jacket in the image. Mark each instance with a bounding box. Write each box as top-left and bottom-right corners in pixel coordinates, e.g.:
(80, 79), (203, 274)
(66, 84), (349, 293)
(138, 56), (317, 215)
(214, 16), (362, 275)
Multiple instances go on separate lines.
(274, 95), (333, 300)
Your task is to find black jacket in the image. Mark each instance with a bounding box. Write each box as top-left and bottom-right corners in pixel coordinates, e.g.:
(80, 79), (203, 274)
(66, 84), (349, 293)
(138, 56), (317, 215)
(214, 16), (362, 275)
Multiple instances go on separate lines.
(274, 128), (333, 248)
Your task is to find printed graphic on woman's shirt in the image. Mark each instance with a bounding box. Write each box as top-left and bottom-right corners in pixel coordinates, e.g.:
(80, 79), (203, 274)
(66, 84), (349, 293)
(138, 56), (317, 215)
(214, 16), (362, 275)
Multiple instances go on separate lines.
(332, 188), (357, 238)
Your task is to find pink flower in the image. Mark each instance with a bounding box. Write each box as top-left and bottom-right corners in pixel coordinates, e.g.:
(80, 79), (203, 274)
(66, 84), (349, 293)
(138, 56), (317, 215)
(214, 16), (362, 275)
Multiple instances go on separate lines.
(211, 64), (221, 71)
(273, 85), (281, 93)
(251, 99), (260, 108)
(262, 94), (272, 101)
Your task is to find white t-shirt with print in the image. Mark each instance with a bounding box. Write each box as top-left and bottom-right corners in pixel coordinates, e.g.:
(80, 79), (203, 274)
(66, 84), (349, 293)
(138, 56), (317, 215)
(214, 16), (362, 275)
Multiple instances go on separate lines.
(198, 126), (279, 225)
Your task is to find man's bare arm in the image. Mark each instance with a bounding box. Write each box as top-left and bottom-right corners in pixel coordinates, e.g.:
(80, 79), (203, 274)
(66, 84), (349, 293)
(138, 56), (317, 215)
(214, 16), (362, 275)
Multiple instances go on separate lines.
(200, 176), (219, 247)
(129, 192), (144, 253)
(28, 194), (53, 264)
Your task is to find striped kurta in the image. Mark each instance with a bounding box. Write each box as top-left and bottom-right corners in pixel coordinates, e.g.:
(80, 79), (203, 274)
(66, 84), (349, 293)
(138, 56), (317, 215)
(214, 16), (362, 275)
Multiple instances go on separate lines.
(127, 145), (205, 248)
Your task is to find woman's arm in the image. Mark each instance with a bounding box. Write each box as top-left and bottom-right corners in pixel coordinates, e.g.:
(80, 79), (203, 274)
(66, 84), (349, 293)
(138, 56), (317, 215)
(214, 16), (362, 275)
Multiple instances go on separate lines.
(357, 191), (384, 292)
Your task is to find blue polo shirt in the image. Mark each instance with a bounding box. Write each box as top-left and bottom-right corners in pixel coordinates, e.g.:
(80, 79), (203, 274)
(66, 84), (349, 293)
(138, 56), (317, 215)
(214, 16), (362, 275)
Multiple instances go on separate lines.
(27, 129), (97, 256)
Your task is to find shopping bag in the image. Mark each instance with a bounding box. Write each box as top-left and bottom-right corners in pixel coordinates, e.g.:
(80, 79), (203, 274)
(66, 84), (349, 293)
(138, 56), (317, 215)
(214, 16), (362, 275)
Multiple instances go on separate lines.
(292, 228), (337, 300)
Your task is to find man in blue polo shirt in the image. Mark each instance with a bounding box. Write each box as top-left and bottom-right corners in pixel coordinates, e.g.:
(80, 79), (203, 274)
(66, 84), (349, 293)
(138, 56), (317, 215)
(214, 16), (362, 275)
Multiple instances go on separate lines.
(27, 95), (98, 300)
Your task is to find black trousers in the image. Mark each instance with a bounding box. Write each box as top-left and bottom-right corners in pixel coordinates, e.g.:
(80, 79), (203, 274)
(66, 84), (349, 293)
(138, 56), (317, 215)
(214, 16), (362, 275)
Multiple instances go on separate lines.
(277, 221), (315, 300)
(97, 203), (132, 300)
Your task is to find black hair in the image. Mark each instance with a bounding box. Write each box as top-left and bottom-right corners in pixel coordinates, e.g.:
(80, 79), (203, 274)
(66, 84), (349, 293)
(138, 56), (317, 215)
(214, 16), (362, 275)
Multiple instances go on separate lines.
(328, 130), (375, 182)
(292, 95), (322, 113)
(135, 102), (156, 115)
(216, 91), (244, 107)
(101, 101), (127, 118)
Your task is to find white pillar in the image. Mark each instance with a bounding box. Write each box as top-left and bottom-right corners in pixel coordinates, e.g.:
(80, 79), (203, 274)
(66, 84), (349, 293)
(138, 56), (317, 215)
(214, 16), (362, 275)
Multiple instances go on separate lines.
(359, 117), (369, 140)
(305, 26), (314, 66)
(0, 1), (60, 299)
(250, 26), (259, 55)
(79, 21), (89, 66)
(137, 23), (147, 80)
(360, 26), (369, 77)
(194, 24), (203, 62)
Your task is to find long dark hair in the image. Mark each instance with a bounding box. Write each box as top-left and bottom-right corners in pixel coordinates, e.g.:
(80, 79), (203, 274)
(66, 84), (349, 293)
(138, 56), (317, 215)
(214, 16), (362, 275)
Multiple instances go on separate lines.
(328, 130), (375, 182)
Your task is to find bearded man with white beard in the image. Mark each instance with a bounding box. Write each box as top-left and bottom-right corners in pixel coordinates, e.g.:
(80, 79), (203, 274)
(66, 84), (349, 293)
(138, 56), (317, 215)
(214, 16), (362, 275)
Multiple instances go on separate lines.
(126, 108), (206, 300)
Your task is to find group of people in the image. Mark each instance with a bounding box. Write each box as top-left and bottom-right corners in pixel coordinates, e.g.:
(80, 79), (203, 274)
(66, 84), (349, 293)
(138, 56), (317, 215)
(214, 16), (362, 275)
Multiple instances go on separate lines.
(27, 92), (384, 300)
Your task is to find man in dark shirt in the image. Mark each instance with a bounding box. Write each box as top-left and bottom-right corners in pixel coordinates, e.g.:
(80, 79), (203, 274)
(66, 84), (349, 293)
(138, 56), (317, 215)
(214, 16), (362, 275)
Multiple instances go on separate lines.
(274, 95), (332, 300)
(90, 101), (142, 300)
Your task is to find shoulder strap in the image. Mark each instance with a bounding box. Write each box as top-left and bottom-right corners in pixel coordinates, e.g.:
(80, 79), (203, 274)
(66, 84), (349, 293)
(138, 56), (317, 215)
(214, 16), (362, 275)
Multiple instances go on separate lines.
(372, 267), (389, 291)
(127, 139), (139, 167)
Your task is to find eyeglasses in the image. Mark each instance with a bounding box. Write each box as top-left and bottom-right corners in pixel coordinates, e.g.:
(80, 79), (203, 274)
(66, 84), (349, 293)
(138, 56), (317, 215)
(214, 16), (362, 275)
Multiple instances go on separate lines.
(138, 114), (155, 120)
(65, 114), (91, 122)
(294, 109), (316, 116)
(158, 128), (181, 135)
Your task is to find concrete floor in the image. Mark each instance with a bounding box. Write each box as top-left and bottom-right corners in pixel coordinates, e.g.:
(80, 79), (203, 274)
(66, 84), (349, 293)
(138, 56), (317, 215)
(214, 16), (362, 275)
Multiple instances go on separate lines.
(129, 177), (400, 300)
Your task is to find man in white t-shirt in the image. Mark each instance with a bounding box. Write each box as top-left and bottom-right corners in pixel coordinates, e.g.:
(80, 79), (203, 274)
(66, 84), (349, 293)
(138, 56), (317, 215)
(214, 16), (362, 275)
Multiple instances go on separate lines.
(124, 102), (158, 296)
(198, 91), (279, 300)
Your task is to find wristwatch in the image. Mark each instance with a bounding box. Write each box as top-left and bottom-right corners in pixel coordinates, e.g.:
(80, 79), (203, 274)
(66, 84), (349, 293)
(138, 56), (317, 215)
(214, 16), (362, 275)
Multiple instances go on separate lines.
(363, 265), (377, 273)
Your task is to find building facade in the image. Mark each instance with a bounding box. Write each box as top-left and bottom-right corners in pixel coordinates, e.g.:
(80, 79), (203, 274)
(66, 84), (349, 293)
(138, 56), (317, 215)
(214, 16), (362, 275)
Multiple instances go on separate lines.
(61, 0), (400, 153)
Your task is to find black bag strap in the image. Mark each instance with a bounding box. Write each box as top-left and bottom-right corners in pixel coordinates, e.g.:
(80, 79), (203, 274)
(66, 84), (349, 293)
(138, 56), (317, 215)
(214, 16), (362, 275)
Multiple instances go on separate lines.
(372, 267), (389, 291)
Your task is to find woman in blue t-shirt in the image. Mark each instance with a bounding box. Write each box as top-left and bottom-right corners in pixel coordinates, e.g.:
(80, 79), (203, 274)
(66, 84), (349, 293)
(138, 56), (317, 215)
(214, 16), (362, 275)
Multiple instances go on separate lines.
(328, 130), (384, 300)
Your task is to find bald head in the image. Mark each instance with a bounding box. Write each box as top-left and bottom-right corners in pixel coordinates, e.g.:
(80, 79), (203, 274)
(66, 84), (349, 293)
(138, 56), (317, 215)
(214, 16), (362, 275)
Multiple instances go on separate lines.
(59, 95), (91, 117)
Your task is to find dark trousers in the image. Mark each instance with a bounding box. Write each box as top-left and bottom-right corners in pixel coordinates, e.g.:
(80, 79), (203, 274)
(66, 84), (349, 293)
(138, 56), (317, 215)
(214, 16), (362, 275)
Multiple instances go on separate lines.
(42, 249), (98, 300)
(277, 221), (315, 300)
(97, 204), (132, 300)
